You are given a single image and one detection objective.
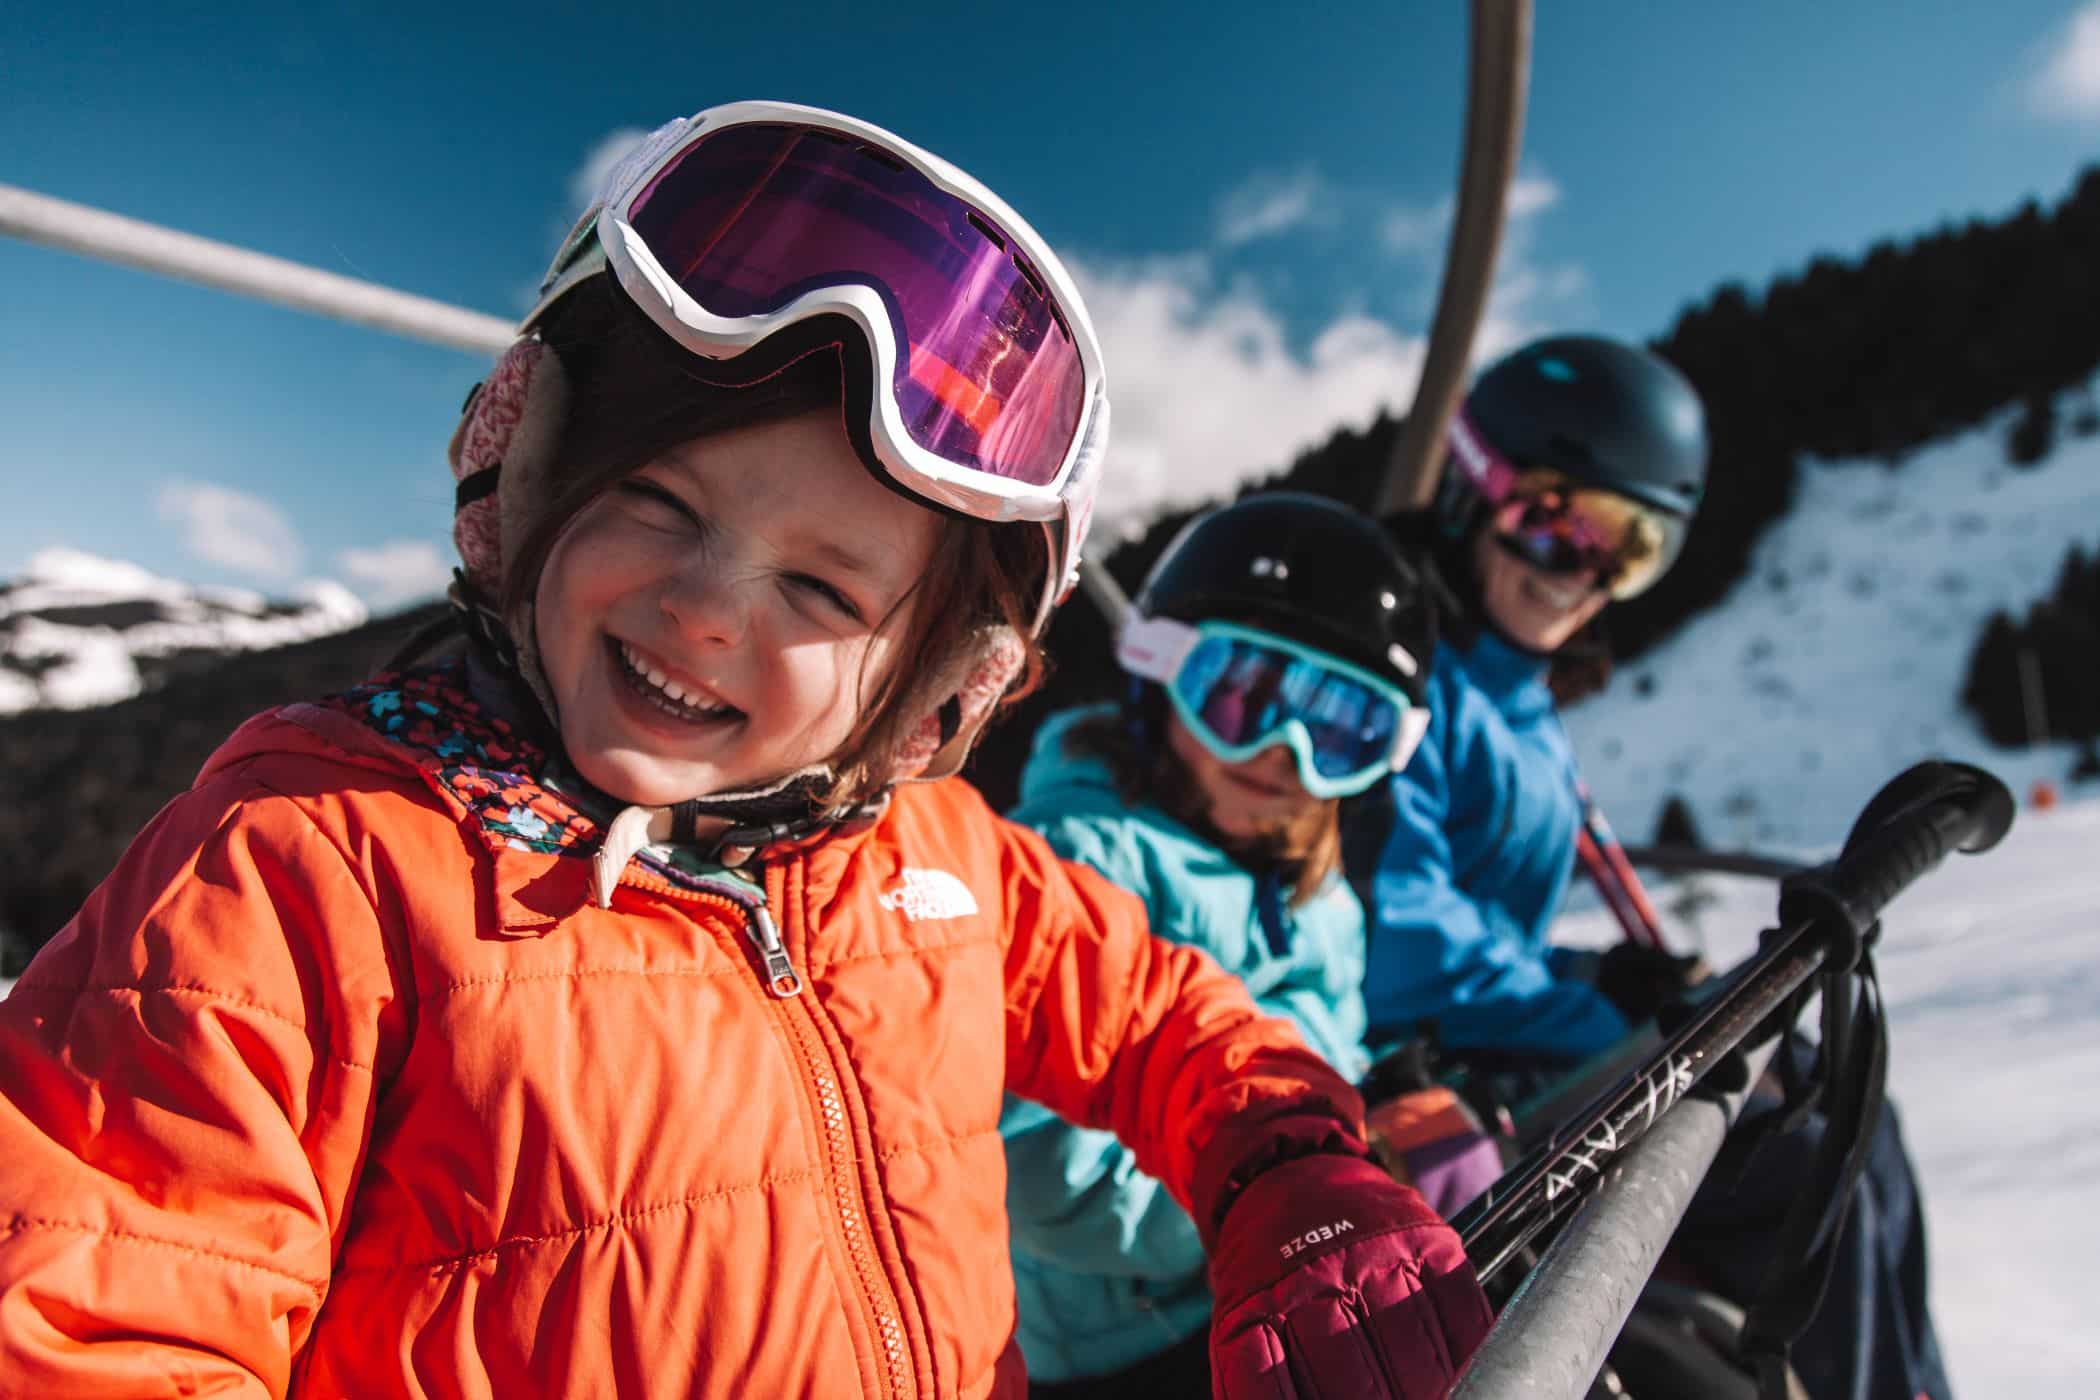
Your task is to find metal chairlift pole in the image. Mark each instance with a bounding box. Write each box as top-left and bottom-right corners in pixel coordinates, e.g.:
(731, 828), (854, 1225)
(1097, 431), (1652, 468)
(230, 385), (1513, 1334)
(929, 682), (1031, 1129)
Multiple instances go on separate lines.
(1075, 0), (1535, 626)
(0, 182), (513, 356)
(1374, 0), (1534, 517)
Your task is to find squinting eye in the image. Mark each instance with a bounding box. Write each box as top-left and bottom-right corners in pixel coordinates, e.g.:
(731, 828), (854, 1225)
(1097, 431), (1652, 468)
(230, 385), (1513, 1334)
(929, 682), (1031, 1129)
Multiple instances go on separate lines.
(790, 574), (863, 622)
(618, 480), (701, 526)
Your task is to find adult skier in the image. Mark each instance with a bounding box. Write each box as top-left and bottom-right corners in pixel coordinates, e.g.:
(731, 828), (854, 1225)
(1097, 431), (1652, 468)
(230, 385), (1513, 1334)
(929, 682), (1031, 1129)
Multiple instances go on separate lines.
(1346, 332), (1952, 1400)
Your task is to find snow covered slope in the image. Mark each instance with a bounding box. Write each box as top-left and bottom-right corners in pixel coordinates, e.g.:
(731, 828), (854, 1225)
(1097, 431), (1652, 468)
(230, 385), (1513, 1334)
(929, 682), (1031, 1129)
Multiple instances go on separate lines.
(1565, 418), (2100, 851)
(1556, 797), (2100, 1398)
(0, 548), (366, 713)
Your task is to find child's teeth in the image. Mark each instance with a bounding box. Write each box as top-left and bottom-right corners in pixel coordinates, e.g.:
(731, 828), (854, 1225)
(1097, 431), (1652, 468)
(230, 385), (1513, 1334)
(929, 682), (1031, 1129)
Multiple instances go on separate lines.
(621, 642), (727, 717)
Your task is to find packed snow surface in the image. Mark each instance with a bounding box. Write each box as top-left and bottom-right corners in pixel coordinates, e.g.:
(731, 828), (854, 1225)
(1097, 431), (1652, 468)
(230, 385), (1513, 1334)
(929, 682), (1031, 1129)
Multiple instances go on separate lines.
(1565, 418), (2100, 851)
(0, 548), (366, 712)
(1556, 797), (2100, 1397)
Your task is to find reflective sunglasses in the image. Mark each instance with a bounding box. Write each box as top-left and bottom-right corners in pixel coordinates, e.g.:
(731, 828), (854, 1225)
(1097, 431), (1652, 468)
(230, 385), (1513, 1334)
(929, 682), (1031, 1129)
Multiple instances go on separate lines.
(1118, 616), (1430, 799)
(1448, 412), (1687, 600)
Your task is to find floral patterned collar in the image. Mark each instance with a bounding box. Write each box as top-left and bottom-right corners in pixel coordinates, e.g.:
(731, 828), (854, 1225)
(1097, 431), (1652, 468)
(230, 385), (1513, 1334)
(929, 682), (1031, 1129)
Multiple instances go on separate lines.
(323, 659), (601, 858)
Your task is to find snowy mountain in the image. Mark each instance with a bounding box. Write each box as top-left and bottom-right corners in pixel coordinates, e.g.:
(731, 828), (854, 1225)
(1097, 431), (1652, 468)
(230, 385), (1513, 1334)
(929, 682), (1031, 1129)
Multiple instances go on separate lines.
(0, 548), (367, 713)
(1564, 414), (2100, 852)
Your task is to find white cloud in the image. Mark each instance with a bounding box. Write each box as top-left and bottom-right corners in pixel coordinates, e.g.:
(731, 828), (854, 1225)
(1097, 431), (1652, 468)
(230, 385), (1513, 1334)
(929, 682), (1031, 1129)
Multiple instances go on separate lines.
(1379, 170), (1559, 256)
(1380, 195), (1454, 255)
(1377, 165), (1585, 354)
(1073, 163), (1587, 524)
(1074, 257), (1428, 522)
(337, 539), (454, 608)
(1215, 168), (1331, 247)
(568, 126), (651, 213)
(1506, 172), (1562, 220)
(2029, 1), (2100, 119)
(155, 482), (304, 579)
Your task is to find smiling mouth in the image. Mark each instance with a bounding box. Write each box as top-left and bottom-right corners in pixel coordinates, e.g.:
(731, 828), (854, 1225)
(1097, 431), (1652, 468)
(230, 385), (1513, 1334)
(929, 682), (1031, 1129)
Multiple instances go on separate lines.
(1523, 574), (1595, 610)
(609, 638), (744, 726)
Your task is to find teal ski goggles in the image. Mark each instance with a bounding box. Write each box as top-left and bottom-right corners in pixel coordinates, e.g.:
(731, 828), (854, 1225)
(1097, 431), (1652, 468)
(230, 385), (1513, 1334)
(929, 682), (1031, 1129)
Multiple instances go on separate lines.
(1117, 616), (1430, 798)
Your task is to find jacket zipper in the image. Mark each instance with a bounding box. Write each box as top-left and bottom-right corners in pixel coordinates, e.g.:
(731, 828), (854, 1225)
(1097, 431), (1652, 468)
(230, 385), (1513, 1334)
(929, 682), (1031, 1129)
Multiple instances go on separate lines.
(618, 862), (916, 1397)
(623, 862), (802, 997)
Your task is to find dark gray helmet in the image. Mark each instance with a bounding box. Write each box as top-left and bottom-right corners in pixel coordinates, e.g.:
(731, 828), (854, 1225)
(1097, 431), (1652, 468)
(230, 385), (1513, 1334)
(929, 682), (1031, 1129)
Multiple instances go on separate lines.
(1456, 335), (1708, 519)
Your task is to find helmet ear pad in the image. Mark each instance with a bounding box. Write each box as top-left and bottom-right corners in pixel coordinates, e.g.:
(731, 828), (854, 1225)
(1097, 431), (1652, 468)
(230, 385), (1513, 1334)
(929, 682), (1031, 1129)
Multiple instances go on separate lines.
(448, 336), (573, 605)
(888, 623), (1027, 784)
(447, 335), (574, 724)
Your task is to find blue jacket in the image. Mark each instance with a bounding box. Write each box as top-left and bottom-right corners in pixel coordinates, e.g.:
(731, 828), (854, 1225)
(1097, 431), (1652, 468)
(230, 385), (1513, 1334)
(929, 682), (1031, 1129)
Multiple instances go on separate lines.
(1345, 630), (1629, 1062)
(997, 705), (1371, 1383)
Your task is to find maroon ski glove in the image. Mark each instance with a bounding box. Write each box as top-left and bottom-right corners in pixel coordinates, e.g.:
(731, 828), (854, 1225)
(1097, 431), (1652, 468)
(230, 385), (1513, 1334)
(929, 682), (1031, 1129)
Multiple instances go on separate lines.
(1204, 1146), (1494, 1397)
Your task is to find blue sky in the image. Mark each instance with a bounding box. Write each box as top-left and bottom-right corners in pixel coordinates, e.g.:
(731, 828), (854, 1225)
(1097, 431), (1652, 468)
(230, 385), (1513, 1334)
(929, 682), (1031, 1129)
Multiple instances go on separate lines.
(5, 1), (2099, 607)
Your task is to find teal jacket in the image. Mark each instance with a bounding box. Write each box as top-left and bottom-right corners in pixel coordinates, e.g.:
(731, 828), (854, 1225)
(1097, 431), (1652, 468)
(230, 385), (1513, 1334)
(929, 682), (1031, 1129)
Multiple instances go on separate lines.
(997, 705), (1372, 1383)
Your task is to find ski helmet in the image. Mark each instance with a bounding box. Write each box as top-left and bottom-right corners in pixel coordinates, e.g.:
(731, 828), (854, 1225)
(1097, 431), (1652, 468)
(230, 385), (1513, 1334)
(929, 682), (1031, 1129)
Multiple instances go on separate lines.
(1455, 335), (1707, 519)
(1129, 493), (1436, 705)
(1113, 493), (1438, 796)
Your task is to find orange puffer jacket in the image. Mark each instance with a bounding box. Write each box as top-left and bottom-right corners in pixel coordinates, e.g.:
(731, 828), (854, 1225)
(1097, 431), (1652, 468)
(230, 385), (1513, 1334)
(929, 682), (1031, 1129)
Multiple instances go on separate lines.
(0, 667), (1362, 1399)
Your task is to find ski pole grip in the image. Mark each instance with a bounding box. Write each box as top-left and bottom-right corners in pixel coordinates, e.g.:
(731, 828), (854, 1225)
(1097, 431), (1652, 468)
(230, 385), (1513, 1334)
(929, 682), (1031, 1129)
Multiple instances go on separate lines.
(1781, 762), (2013, 965)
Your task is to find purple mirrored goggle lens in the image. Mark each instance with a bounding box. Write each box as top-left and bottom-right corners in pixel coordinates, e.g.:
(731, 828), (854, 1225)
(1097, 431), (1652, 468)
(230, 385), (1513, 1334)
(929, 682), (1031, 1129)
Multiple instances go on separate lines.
(626, 122), (1087, 488)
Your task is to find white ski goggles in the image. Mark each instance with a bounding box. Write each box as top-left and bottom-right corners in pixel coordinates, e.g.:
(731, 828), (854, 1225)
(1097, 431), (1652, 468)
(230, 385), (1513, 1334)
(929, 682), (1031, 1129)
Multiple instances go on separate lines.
(1118, 616), (1431, 799)
(529, 101), (1108, 608)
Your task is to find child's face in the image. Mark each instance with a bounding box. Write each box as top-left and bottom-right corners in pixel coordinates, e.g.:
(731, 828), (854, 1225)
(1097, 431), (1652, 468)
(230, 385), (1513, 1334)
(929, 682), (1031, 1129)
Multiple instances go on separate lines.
(535, 410), (942, 807)
(1165, 712), (1321, 840)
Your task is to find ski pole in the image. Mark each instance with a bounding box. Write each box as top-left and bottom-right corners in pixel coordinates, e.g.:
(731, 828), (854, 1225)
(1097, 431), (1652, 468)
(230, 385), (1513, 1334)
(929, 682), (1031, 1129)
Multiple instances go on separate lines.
(1450, 759), (2014, 1285)
(1452, 1035), (1781, 1400)
(1619, 844), (1808, 882)
(1574, 787), (1668, 949)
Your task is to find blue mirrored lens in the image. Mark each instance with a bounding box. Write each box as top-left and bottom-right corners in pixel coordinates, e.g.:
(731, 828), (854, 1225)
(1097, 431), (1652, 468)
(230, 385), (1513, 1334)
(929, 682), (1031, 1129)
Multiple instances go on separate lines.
(1172, 636), (1400, 778)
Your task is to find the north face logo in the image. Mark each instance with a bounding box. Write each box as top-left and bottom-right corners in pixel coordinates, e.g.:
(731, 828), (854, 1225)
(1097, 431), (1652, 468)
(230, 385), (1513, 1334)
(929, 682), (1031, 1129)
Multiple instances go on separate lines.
(876, 868), (980, 922)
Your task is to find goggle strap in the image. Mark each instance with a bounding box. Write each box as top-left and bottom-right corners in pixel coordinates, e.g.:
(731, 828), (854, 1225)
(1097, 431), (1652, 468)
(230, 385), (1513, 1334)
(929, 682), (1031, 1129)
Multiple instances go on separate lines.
(1447, 411), (1519, 500)
(1115, 613), (1202, 685)
(1392, 706), (1432, 775)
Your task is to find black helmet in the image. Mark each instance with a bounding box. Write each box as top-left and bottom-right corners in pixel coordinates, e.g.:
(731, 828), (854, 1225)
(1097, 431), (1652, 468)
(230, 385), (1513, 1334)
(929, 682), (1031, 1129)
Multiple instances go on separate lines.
(1130, 492), (1436, 706)
(1452, 335), (1708, 521)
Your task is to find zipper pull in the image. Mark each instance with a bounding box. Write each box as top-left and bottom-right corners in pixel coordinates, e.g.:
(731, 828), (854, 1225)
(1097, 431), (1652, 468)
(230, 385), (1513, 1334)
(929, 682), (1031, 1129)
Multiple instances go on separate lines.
(747, 903), (803, 998)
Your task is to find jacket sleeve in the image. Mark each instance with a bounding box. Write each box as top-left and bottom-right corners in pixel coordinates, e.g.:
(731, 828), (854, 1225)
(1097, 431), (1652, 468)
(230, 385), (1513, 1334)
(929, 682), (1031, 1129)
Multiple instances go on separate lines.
(997, 812), (1363, 1225)
(0, 771), (407, 1397)
(1351, 735), (1630, 1063)
(999, 814), (1203, 1279)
